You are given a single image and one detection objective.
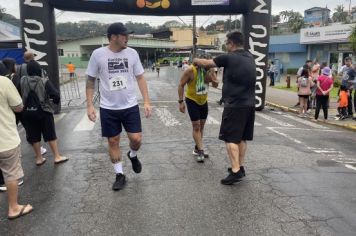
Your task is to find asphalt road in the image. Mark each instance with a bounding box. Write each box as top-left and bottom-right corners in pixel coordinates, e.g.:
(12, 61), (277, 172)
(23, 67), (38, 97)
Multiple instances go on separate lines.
(1, 67), (356, 235)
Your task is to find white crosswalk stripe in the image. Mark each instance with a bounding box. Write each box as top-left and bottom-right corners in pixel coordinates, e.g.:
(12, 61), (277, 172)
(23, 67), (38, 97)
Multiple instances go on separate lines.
(155, 107), (181, 127)
(256, 112), (294, 127)
(74, 112), (98, 131)
(283, 114), (326, 129)
(206, 115), (220, 125)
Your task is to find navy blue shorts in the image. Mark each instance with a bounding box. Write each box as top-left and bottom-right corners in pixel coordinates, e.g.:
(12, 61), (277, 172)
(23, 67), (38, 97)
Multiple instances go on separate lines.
(185, 97), (208, 122)
(100, 105), (142, 137)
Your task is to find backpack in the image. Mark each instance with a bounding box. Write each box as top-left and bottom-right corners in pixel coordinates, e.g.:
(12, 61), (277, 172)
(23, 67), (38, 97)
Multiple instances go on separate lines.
(300, 77), (308, 87)
(23, 77), (43, 114)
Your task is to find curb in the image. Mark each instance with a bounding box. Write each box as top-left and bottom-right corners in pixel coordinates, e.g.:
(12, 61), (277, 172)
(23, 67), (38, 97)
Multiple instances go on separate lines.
(266, 101), (356, 132)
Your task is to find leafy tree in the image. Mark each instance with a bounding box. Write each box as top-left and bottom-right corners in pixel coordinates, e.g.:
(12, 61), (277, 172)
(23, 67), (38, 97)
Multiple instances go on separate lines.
(271, 14), (280, 24)
(349, 25), (356, 52)
(332, 5), (348, 23)
(279, 10), (304, 33)
(0, 5), (5, 20)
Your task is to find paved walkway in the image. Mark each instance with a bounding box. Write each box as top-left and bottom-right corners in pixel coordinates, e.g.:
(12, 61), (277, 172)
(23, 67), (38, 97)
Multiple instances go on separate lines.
(265, 75), (356, 131)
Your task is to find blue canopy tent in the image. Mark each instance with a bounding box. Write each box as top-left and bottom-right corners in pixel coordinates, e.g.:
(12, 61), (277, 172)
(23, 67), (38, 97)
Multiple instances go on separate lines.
(0, 48), (24, 64)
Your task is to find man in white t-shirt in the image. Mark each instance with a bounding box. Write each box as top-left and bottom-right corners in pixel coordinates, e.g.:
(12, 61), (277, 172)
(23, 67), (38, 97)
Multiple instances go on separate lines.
(86, 23), (152, 191)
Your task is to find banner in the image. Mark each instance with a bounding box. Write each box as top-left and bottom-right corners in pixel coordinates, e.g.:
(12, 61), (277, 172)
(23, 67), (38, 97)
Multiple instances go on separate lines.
(20, 0), (271, 110)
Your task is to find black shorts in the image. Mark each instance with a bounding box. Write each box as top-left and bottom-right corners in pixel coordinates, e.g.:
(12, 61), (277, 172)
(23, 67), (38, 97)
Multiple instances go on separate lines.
(219, 107), (255, 143)
(100, 105), (142, 138)
(22, 111), (57, 143)
(298, 95), (309, 99)
(185, 97), (208, 121)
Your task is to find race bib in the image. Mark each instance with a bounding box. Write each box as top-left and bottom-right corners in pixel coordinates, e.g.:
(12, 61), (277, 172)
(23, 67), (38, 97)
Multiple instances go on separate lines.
(110, 76), (127, 91)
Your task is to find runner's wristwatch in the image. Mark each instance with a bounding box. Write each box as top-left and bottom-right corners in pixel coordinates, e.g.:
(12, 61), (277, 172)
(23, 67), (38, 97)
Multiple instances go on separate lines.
(178, 99), (184, 104)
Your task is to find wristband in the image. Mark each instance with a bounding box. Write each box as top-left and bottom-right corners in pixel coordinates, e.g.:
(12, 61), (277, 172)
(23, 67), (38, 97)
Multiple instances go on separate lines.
(178, 99), (184, 104)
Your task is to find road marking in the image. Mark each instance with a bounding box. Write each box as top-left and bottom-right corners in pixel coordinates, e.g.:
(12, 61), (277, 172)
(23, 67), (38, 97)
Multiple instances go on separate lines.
(271, 110), (284, 115)
(74, 112), (98, 131)
(345, 164), (356, 171)
(283, 114), (326, 129)
(206, 115), (220, 125)
(155, 107), (181, 127)
(54, 113), (66, 123)
(271, 127), (342, 132)
(256, 113), (294, 127)
(332, 158), (356, 164)
(254, 122), (262, 126)
(266, 127), (302, 144)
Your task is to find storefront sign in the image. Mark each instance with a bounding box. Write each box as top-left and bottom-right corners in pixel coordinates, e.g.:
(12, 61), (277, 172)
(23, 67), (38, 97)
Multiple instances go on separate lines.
(301, 24), (355, 44)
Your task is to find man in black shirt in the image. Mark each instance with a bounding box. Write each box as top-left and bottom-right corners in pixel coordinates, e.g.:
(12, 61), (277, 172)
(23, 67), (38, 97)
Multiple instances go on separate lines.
(193, 31), (256, 185)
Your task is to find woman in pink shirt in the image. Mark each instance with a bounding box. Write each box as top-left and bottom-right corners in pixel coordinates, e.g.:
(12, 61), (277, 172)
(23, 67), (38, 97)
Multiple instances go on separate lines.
(297, 68), (314, 117)
(314, 67), (333, 121)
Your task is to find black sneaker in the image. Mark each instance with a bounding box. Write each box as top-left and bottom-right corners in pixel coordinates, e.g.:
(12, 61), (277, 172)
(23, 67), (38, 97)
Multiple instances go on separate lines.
(127, 151), (142, 173)
(112, 173), (126, 191)
(221, 170), (244, 185)
(227, 166), (246, 176)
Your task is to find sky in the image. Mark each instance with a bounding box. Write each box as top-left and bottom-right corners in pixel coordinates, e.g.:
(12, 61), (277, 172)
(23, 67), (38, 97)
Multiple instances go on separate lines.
(0, 0), (354, 27)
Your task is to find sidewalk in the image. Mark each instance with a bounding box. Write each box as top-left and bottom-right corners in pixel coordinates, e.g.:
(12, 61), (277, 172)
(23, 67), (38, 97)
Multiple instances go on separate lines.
(266, 75), (356, 131)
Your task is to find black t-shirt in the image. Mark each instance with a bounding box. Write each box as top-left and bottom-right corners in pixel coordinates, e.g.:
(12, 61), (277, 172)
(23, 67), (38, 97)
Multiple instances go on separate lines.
(213, 49), (256, 108)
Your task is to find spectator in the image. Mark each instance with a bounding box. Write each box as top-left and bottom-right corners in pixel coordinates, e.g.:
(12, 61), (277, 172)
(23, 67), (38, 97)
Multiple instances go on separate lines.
(337, 85), (349, 120)
(66, 61), (76, 80)
(0, 61), (33, 220)
(20, 60), (68, 166)
(314, 67), (333, 121)
(338, 57), (353, 118)
(297, 68), (314, 117)
(295, 60), (313, 108)
(268, 61), (275, 86)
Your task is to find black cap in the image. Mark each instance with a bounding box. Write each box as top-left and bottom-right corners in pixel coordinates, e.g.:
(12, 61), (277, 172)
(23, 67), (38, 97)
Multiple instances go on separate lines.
(107, 22), (133, 38)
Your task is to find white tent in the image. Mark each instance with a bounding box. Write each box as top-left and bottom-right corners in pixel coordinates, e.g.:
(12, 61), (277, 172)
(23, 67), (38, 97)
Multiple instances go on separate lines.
(0, 20), (20, 42)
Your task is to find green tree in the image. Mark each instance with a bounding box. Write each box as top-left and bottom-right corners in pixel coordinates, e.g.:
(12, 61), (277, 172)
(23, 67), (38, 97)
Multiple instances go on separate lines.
(349, 25), (356, 52)
(0, 5), (5, 20)
(271, 14), (280, 24)
(332, 5), (348, 23)
(279, 10), (304, 33)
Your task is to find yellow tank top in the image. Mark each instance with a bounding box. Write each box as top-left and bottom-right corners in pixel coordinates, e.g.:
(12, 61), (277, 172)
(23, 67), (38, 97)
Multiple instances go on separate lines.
(185, 65), (208, 105)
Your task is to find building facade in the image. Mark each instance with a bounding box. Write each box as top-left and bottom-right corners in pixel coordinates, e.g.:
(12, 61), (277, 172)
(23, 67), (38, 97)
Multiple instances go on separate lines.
(300, 23), (356, 72)
(57, 35), (176, 68)
(304, 7), (331, 27)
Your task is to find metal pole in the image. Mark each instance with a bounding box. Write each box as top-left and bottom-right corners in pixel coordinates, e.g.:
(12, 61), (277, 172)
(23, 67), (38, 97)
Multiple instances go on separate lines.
(193, 15), (197, 58)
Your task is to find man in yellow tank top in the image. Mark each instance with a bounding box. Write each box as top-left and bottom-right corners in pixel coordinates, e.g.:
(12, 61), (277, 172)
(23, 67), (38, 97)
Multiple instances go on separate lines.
(178, 63), (218, 162)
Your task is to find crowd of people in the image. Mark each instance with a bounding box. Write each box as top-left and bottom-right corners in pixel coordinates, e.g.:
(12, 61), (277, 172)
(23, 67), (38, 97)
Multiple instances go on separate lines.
(1, 23), (257, 220)
(0, 52), (68, 220)
(282, 57), (356, 121)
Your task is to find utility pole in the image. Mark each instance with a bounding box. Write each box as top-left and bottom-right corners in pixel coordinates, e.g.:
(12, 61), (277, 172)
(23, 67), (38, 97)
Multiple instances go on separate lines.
(193, 15), (197, 58)
(229, 15), (232, 32)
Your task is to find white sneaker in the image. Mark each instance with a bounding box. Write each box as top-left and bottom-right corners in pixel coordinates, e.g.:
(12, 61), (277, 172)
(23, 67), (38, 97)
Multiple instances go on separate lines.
(0, 184), (6, 191)
(41, 146), (47, 155)
(196, 154), (204, 163)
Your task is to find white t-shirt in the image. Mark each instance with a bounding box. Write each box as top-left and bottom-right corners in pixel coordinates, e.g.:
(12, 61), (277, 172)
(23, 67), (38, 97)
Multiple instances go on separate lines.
(0, 76), (22, 152)
(86, 46), (144, 110)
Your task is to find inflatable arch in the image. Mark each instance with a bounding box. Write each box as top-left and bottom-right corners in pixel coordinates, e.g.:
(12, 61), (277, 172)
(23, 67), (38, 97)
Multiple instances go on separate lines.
(20, 0), (271, 110)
